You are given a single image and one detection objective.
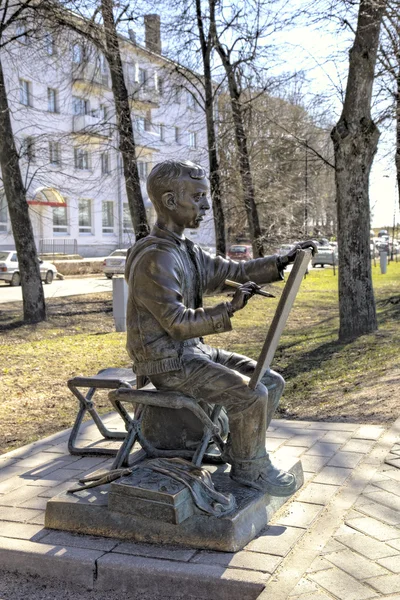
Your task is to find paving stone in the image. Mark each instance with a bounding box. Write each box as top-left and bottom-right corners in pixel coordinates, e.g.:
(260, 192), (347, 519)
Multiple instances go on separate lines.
(28, 511), (45, 525)
(295, 422), (358, 431)
(285, 434), (323, 448)
(388, 540), (400, 551)
(275, 446), (305, 458)
(245, 525), (305, 557)
(325, 548), (390, 579)
(23, 462), (81, 481)
(305, 443), (341, 457)
(385, 469), (400, 482)
(368, 573), (400, 595)
(19, 496), (48, 510)
(373, 478), (400, 496)
(288, 593), (333, 600)
(327, 451), (364, 468)
(0, 521), (47, 540)
(313, 466), (352, 486)
(275, 502), (322, 528)
(321, 431), (353, 444)
(266, 438), (287, 451)
(300, 454), (330, 473)
(334, 523), (358, 536)
(357, 501), (400, 525)
(352, 425), (385, 440)
(296, 483), (340, 505)
(0, 475), (29, 495)
(364, 490), (400, 512)
(191, 549), (281, 573)
(288, 577), (320, 595)
(115, 541), (196, 562)
(386, 458), (400, 468)
(0, 466), (26, 483)
(39, 530), (118, 551)
(95, 553), (268, 600)
(341, 439), (376, 454)
(309, 567), (378, 599)
(336, 532), (398, 559)
(37, 480), (76, 498)
(0, 484), (49, 507)
(0, 535), (102, 588)
(25, 469), (82, 486)
(0, 506), (42, 523)
(266, 430), (294, 440)
(306, 556), (333, 573)
(345, 516), (400, 541)
(320, 539), (347, 554)
(16, 454), (76, 469)
(378, 555), (400, 574)
(63, 457), (112, 471)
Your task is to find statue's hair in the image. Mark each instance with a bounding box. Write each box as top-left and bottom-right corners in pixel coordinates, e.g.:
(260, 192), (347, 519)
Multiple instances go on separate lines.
(147, 160), (206, 211)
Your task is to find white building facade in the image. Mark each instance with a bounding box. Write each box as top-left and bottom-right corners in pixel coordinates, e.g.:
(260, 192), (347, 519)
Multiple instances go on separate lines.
(0, 14), (215, 256)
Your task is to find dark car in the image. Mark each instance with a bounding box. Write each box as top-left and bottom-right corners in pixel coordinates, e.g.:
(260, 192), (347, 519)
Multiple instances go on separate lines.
(227, 244), (253, 261)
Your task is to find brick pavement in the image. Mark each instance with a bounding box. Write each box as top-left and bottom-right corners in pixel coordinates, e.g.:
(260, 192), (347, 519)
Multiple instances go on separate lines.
(0, 413), (399, 600)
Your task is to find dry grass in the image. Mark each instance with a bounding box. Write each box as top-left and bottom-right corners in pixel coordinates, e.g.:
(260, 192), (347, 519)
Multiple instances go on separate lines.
(0, 261), (399, 455)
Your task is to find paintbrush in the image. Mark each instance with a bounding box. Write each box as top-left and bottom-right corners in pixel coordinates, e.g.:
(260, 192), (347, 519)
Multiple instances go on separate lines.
(225, 280), (276, 298)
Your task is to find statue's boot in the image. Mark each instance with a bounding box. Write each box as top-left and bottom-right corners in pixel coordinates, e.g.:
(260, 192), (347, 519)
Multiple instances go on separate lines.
(230, 455), (297, 497)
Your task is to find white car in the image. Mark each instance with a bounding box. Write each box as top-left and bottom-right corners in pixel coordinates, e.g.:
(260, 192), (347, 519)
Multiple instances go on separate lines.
(103, 249), (129, 279)
(0, 251), (58, 286)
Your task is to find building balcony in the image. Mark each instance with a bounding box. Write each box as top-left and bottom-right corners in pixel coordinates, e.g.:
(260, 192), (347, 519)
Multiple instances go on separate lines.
(72, 114), (112, 138)
(127, 81), (160, 107)
(72, 62), (110, 89)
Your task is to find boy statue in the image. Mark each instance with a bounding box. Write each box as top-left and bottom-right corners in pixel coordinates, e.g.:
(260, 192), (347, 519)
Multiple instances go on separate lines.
(125, 160), (316, 497)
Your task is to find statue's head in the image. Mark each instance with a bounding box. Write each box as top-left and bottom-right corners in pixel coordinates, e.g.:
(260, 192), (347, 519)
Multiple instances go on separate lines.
(147, 160), (210, 230)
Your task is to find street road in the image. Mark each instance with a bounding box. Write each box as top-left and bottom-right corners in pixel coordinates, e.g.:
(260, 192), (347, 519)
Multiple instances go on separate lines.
(0, 275), (114, 303)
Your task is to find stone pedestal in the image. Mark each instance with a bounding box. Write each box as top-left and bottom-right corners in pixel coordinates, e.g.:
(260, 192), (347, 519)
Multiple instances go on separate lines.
(45, 456), (304, 552)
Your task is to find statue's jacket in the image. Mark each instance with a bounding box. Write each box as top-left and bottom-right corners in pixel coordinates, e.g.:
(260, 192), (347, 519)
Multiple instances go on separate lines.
(125, 225), (283, 377)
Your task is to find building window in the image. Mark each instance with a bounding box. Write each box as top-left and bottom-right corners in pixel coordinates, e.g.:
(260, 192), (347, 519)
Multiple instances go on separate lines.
(175, 127), (181, 144)
(19, 79), (31, 106)
(102, 201), (114, 234)
(174, 85), (181, 103)
(53, 205), (68, 233)
(135, 116), (145, 132)
(123, 203), (133, 232)
(158, 78), (164, 96)
(0, 191), (8, 233)
(47, 88), (58, 113)
(78, 199), (92, 233)
(157, 124), (165, 141)
(16, 22), (29, 44)
(189, 132), (197, 149)
(144, 116), (151, 132)
(187, 91), (197, 110)
(45, 32), (55, 55)
(22, 136), (35, 162)
(72, 96), (89, 115)
(137, 161), (148, 180)
(139, 68), (148, 89)
(49, 141), (61, 165)
(72, 43), (83, 64)
(74, 148), (90, 170)
(100, 104), (108, 120)
(101, 152), (110, 175)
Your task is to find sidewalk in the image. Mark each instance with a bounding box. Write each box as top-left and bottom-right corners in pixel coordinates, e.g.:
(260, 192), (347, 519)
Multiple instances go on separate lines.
(0, 414), (399, 600)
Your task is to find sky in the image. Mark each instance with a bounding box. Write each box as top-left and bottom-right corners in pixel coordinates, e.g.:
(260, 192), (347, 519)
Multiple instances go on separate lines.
(274, 16), (399, 229)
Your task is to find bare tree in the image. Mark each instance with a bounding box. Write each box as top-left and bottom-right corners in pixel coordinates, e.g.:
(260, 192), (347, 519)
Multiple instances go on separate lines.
(0, 7), (46, 322)
(331, 0), (386, 340)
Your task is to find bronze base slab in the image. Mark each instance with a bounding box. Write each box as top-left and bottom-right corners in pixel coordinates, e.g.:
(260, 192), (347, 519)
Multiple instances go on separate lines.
(45, 457), (304, 552)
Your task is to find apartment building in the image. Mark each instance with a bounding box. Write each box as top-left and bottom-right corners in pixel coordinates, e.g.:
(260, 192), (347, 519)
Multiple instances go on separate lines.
(0, 14), (215, 256)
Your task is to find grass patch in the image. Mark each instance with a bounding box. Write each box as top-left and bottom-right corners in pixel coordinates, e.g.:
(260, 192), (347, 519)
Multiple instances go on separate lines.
(0, 262), (399, 454)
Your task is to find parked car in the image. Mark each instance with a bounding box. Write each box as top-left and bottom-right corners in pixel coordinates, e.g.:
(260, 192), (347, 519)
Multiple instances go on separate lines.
(277, 244), (295, 256)
(227, 244), (253, 261)
(0, 251), (58, 285)
(103, 249), (129, 279)
(312, 245), (338, 267)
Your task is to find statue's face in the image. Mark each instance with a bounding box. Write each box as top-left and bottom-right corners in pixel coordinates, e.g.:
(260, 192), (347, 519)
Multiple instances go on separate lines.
(172, 176), (210, 230)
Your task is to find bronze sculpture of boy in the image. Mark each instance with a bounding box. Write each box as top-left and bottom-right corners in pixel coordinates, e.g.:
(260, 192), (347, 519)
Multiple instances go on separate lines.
(125, 159), (316, 497)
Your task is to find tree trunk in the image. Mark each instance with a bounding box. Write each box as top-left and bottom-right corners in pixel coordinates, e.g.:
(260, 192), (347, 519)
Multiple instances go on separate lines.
(396, 73), (400, 209)
(0, 57), (46, 323)
(331, 0), (384, 341)
(215, 52), (264, 257)
(195, 0), (226, 256)
(100, 0), (149, 240)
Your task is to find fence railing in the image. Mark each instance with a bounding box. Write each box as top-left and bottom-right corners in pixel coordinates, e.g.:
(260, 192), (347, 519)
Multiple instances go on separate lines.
(39, 238), (78, 257)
